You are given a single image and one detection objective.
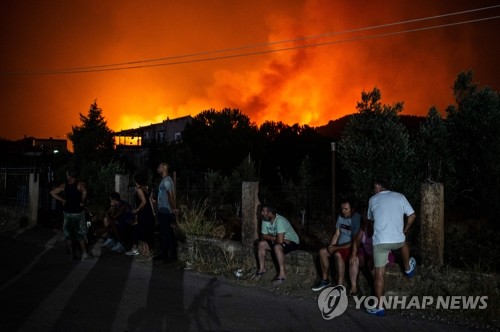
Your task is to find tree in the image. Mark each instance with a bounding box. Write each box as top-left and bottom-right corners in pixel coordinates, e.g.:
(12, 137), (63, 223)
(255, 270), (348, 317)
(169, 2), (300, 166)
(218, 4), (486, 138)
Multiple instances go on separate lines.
(416, 106), (452, 184)
(182, 108), (260, 175)
(68, 100), (115, 169)
(445, 71), (500, 211)
(338, 88), (416, 204)
(258, 121), (329, 186)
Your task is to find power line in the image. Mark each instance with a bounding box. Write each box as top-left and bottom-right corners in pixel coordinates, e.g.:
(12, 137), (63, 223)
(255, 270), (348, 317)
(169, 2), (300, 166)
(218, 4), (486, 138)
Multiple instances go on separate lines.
(3, 5), (500, 76)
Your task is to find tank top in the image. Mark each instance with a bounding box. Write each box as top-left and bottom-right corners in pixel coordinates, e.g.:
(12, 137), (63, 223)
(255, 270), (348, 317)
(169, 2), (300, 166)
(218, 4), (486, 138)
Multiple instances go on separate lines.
(64, 182), (83, 213)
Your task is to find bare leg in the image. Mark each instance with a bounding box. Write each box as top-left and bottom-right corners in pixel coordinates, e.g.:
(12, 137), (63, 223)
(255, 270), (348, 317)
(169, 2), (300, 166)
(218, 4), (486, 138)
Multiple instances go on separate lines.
(79, 240), (86, 254)
(334, 252), (345, 285)
(374, 266), (386, 309)
(257, 240), (270, 273)
(66, 240), (73, 256)
(400, 242), (410, 271)
(273, 245), (286, 279)
(142, 242), (150, 256)
(349, 255), (359, 293)
(318, 247), (331, 280)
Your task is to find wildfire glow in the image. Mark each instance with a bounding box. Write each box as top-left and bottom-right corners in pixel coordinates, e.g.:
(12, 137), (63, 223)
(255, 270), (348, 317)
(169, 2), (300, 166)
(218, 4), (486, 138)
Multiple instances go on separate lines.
(1, 1), (499, 139)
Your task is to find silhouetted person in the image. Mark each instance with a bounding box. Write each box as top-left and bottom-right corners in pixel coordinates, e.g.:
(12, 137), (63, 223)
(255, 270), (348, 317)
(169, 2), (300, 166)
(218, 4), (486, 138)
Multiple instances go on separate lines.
(50, 169), (89, 261)
(152, 162), (178, 263)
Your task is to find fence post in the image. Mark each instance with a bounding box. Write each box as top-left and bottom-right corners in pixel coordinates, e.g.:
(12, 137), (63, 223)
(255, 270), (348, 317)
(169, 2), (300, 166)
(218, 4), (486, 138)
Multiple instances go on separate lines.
(420, 182), (444, 267)
(29, 173), (39, 227)
(114, 174), (130, 202)
(241, 181), (260, 247)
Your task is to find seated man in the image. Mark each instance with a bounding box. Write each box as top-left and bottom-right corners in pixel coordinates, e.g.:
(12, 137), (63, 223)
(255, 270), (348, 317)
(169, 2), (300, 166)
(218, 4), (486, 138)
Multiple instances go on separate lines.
(253, 205), (300, 285)
(312, 199), (361, 291)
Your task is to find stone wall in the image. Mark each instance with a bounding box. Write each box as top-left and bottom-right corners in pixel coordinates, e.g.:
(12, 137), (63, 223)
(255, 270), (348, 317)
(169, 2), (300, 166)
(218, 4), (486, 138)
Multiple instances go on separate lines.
(178, 235), (459, 298)
(177, 236), (400, 294)
(178, 236), (317, 284)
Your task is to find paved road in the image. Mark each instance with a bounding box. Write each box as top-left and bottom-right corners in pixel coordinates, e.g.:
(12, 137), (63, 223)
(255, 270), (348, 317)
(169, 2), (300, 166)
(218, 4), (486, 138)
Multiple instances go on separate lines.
(0, 227), (487, 332)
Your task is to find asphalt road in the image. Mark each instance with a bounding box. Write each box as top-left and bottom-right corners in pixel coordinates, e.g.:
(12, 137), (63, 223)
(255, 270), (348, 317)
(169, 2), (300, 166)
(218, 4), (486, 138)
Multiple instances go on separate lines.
(0, 227), (487, 332)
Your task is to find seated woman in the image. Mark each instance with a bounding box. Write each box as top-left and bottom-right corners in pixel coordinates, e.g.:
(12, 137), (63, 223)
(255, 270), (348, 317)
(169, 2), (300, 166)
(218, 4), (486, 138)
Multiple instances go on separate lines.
(349, 220), (394, 295)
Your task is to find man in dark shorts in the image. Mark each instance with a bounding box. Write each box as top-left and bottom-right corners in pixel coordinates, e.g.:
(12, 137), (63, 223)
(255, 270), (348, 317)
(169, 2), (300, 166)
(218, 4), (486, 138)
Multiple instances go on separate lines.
(253, 205), (300, 285)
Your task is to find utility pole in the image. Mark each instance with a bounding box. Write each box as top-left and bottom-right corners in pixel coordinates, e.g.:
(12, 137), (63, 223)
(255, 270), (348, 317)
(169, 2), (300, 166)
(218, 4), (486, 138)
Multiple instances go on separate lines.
(331, 142), (336, 226)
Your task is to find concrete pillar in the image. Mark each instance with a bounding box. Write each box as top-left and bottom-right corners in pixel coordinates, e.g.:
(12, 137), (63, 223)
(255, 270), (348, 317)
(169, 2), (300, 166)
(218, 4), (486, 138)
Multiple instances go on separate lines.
(420, 182), (444, 267)
(28, 173), (39, 227)
(115, 174), (130, 202)
(241, 181), (260, 247)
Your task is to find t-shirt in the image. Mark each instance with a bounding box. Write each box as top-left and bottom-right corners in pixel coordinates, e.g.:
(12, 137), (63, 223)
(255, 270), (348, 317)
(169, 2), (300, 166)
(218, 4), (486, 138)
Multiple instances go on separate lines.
(157, 176), (174, 213)
(261, 214), (300, 244)
(335, 212), (361, 245)
(368, 190), (415, 245)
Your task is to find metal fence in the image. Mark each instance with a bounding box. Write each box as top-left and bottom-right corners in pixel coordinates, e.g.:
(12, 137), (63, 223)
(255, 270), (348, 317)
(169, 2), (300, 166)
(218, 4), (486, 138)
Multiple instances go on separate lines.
(174, 185), (333, 225)
(0, 168), (32, 227)
(0, 167), (54, 228)
(0, 167), (34, 202)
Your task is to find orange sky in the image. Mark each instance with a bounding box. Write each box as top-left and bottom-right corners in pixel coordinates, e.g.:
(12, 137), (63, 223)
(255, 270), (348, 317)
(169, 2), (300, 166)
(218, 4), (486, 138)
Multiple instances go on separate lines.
(1, 0), (500, 140)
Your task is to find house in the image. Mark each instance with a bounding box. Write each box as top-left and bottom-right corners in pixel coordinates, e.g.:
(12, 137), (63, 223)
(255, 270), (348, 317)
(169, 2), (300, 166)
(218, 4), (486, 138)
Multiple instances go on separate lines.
(0, 136), (68, 167)
(114, 115), (192, 168)
(29, 137), (68, 154)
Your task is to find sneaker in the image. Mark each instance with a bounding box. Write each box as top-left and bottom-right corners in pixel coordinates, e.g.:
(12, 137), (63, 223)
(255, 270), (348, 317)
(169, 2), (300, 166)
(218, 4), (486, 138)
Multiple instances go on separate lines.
(81, 252), (91, 261)
(102, 238), (115, 247)
(312, 279), (331, 292)
(405, 257), (416, 277)
(112, 242), (125, 253)
(366, 307), (385, 317)
(125, 248), (140, 256)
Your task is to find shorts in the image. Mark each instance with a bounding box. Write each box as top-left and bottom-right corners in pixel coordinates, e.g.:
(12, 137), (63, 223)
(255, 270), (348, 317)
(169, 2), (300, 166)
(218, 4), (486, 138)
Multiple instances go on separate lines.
(266, 240), (299, 254)
(334, 247), (351, 261)
(373, 242), (404, 267)
(63, 212), (87, 241)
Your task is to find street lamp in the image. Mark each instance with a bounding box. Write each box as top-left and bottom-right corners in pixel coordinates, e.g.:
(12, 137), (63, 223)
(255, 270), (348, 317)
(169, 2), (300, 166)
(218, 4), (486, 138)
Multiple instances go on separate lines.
(331, 142), (336, 225)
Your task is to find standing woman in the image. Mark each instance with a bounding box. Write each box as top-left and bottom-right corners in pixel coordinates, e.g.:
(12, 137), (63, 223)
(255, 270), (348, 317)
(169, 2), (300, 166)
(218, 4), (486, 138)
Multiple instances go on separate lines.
(130, 173), (155, 260)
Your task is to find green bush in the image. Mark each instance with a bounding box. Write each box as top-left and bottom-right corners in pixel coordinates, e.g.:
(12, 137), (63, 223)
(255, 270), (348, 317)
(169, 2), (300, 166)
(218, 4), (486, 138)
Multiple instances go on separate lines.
(176, 198), (222, 238)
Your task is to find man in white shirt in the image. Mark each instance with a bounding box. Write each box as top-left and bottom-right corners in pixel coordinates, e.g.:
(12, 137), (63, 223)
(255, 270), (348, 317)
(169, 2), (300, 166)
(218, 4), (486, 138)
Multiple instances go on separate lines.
(366, 179), (416, 317)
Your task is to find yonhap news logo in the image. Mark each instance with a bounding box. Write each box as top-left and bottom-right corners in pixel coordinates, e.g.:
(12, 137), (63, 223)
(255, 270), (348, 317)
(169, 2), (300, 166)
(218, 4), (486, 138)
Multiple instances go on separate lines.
(317, 285), (348, 319)
(354, 295), (488, 310)
(317, 287), (488, 320)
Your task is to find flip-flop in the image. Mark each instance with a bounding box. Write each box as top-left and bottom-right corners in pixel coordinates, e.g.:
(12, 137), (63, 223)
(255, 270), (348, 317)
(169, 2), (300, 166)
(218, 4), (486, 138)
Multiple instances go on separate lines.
(252, 271), (266, 279)
(272, 277), (286, 285)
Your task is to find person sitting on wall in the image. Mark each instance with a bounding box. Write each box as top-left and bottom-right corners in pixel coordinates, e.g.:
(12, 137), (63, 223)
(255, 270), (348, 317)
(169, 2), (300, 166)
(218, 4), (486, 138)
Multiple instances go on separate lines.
(311, 198), (361, 292)
(253, 205), (300, 285)
(349, 219), (395, 295)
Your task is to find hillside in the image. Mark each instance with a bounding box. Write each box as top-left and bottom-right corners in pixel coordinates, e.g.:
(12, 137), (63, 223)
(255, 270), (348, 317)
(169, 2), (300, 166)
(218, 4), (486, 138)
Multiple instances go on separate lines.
(314, 114), (426, 139)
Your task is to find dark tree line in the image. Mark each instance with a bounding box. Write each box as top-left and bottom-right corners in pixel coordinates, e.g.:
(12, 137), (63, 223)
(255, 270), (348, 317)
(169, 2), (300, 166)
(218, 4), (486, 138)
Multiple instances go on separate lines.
(59, 70), (499, 222)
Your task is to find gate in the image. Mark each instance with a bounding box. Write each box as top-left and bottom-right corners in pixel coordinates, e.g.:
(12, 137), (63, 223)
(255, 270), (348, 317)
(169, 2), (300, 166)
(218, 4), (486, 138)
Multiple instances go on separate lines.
(0, 167), (54, 230)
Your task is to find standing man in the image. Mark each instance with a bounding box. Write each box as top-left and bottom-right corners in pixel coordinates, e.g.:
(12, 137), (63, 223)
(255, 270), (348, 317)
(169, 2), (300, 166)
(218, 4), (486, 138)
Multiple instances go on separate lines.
(50, 169), (90, 261)
(366, 179), (416, 317)
(253, 205), (300, 285)
(312, 199), (361, 292)
(153, 162), (178, 263)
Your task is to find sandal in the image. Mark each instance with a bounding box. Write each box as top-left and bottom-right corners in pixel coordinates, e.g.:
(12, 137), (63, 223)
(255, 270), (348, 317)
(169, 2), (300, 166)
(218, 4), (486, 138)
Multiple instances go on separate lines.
(272, 277), (286, 285)
(252, 271), (266, 279)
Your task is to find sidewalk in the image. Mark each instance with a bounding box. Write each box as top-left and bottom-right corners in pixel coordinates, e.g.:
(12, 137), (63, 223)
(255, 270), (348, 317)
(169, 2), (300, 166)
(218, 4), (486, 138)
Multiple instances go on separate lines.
(4, 225), (498, 331)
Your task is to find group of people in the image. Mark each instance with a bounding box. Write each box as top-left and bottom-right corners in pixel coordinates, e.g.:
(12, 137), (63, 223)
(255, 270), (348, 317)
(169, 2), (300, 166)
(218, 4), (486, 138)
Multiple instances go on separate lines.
(53, 167), (414, 317)
(254, 179), (416, 317)
(50, 162), (179, 264)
